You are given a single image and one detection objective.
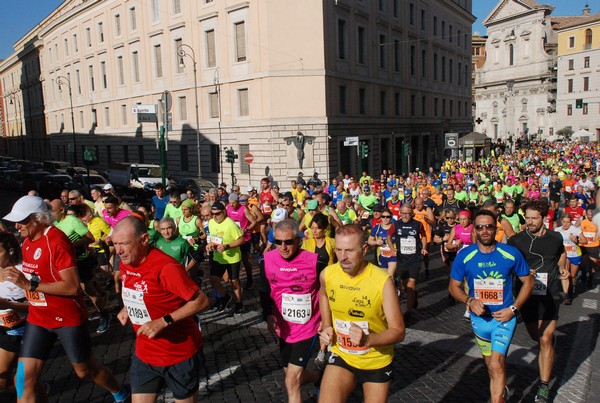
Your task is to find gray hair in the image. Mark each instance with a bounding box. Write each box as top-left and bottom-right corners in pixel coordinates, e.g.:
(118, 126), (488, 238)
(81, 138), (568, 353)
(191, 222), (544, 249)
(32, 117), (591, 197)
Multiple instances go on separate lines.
(159, 217), (176, 227)
(274, 219), (300, 237)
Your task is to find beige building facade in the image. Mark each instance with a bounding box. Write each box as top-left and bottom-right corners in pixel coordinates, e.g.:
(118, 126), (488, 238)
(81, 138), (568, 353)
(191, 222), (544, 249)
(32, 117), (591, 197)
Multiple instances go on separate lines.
(1, 0), (474, 187)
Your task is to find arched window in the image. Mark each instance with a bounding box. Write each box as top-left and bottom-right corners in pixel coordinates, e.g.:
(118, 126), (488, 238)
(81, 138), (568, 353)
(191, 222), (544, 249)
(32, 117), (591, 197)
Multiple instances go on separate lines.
(509, 44), (514, 65)
(585, 29), (593, 47)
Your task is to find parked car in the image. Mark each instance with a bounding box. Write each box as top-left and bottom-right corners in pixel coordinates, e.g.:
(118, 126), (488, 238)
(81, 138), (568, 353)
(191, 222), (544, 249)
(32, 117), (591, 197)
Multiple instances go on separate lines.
(0, 170), (20, 189)
(43, 160), (71, 174)
(20, 171), (52, 193)
(175, 177), (218, 197)
(38, 174), (73, 199)
(7, 159), (30, 172)
(68, 174), (108, 195)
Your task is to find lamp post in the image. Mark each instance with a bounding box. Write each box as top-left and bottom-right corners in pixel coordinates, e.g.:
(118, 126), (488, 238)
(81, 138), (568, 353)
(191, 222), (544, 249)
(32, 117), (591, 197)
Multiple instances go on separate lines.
(214, 69), (223, 184)
(177, 43), (202, 178)
(56, 75), (77, 166)
(6, 92), (24, 158)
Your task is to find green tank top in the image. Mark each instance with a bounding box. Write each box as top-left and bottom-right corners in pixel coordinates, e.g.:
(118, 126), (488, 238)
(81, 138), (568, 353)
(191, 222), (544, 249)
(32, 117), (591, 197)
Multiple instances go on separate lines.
(178, 215), (200, 250)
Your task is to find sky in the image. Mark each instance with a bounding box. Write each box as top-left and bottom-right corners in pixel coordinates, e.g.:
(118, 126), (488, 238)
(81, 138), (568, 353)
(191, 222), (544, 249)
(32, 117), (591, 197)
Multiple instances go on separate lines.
(0, 0), (595, 59)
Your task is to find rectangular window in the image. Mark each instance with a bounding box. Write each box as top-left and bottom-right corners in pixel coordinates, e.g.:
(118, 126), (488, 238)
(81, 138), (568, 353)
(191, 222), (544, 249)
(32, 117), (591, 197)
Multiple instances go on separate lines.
(339, 86), (347, 114)
(421, 96), (426, 117)
(64, 39), (69, 56)
(433, 53), (438, 80)
(117, 56), (124, 85)
(458, 62), (462, 85)
(123, 145), (129, 161)
(410, 94), (416, 116)
(434, 97), (439, 116)
(240, 144), (250, 174)
(79, 110), (84, 128)
(449, 59), (453, 83)
(395, 40), (400, 72)
(394, 92), (400, 115)
(458, 101), (462, 117)
(442, 99), (446, 116)
(210, 144), (220, 173)
(75, 69), (81, 94)
(238, 88), (249, 116)
(380, 91), (386, 115)
(104, 107), (110, 126)
(154, 45), (163, 78)
(421, 50), (426, 78)
(100, 61), (107, 89)
(337, 19), (347, 60)
(106, 145), (112, 164)
(568, 79), (573, 93)
(98, 22), (104, 43)
(115, 14), (121, 36)
(449, 100), (453, 117)
(569, 36), (575, 48)
(421, 9), (426, 30)
(178, 96), (187, 120)
(393, 0), (399, 18)
(357, 26), (366, 64)
(378, 0), (384, 12)
(568, 59), (574, 70)
(88, 65), (95, 91)
(583, 103), (589, 115)
(132, 51), (140, 82)
(86, 27), (91, 47)
(152, 0), (160, 22)
(449, 25), (453, 42)
(206, 30), (216, 68)
(173, 0), (181, 14)
(175, 38), (184, 74)
(379, 34), (386, 69)
(180, 145), (188, 171)
(584, 56), (590, 68)
(441, 56), (446, 82)
(433, 16), (438, 36)
(121, 104), (127, 125)
(138, 145), (145, 163)
(359, 88), (366, 114)
(567, 104), (572, 115)
(73, 34), (78, 52)
(442, 21), (446, 39)
(409, 3), (415, 25)
(130, 7), (137, 30)
(210, 92), (219, 118)
(584, 76), (589, 91)
(235, 21), (247, 62)
(410, 45), (416, 75)
(458, 30), (461, 47)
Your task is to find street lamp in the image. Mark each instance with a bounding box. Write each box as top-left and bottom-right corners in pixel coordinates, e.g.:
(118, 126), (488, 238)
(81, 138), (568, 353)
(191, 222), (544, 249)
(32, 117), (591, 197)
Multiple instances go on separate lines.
(6, 92), (24, 158)
(177, 43), (202, 178)
(214, 69), (223, 184)
(56, 75), (77, 166)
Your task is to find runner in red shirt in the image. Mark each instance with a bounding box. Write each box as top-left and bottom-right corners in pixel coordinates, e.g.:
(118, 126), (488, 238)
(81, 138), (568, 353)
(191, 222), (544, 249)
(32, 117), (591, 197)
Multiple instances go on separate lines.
(258, 177), (277, 252)
(2, 196), (128, 402)
(564, 196), (585, 226)
(114, 216), (209, 402)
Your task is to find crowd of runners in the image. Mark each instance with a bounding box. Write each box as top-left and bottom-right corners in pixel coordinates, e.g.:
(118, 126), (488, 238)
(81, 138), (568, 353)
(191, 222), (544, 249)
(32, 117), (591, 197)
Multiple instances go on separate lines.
(0, 140), (599, 402)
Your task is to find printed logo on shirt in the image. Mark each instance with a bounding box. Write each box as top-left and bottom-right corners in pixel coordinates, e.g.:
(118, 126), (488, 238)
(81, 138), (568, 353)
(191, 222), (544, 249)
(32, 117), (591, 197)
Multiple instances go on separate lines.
(134, 280), (149, 293)
(352, 295), (372, 308)
(348, 309), (365, 318)
(33, 248), (42, 260)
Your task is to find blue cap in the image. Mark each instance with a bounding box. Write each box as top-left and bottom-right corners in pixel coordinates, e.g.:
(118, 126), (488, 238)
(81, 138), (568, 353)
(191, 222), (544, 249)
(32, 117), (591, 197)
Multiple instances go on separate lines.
(363, 186), (371, 191)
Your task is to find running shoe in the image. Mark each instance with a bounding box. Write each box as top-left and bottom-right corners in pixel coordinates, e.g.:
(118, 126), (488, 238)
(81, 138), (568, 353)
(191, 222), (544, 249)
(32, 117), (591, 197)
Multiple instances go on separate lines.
(219, 294), (233, 312)
(97, 312), (111, 334)
(534, 384), (549, 403)
(234, 302), (245, 314)
(314, 350), (326, 371)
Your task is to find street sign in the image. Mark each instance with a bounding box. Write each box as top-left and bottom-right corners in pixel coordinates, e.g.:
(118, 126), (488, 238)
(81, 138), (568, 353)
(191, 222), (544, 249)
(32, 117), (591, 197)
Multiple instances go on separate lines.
(243, 153), (254, 164)
(344, 136), (359, 146)
(132, 104), (157, 114)
(137, 113), (158, 123)
(445, 133), (459, 149)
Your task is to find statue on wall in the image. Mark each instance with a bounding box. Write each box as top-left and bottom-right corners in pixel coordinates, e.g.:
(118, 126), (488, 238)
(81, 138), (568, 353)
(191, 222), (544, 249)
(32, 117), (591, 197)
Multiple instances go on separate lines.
(284, 131), (315, 170)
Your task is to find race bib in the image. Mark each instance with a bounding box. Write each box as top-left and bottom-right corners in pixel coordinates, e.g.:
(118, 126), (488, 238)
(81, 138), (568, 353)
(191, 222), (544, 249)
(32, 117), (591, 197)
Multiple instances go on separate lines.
(335, 319), (370, 355)
(565, 244), (577, 254)
(380, 244), (393, 258)
(566, 186), (572, 192)
(210, 235), (223, 246)
(122, 287), (151, 325)
(400, 237), (417, 254)
(281, 293), (311, 324)
(262, 204), (272, 214)
(473, 278), (504, 305)
(532, 272), (548, 296)
(361, 211), (370, 220)
(25, 290), (47, 307)
(584, 232), (597, 242)
(0, 310), (25, 328)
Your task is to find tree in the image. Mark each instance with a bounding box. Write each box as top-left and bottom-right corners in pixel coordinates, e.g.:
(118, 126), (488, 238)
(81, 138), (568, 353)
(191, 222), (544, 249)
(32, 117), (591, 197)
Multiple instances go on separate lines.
(555, 127), (573, 142)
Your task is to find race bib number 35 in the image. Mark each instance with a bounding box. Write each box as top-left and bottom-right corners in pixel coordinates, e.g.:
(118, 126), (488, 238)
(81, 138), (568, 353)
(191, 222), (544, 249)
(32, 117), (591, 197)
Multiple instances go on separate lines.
(122, 287), (151, 325)
(335, 319), (370, 355)
(473, 278), (504, 305)
(281, 293), (311, 324)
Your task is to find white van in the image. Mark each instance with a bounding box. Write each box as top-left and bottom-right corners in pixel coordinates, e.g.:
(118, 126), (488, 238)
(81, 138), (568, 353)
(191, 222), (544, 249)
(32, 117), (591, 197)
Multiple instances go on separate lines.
(108, 162), (163, 190)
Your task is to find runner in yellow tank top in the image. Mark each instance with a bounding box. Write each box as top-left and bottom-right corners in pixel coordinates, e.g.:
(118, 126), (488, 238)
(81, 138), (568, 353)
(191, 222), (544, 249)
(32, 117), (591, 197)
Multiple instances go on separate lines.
(318, 224), (405, 402)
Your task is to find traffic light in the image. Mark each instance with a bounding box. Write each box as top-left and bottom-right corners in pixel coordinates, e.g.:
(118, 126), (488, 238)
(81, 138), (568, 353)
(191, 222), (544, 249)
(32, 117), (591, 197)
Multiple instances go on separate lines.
(225, 147), (238, 164)
(402, 143), (411, 155)
(359, 142), (369, 158)
(576, 99), (583, 109)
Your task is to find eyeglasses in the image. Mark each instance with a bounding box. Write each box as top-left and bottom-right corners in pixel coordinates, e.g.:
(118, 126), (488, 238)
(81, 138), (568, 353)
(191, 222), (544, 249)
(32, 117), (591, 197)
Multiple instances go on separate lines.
(274, 239), (295, 246)
(446, 216), (455, 220)
(381, 215), (392, 219)
(68, 197), (78, 201)
(474, 224), (495, 231)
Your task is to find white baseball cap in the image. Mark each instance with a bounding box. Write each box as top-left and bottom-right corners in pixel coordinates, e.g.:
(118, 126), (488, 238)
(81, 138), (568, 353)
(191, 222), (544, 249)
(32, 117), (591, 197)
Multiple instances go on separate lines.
(3, 195), (48, 222)
(103, 184), (114, 191)
(271, 208), (288, 223)
(247, 185), (255, 192)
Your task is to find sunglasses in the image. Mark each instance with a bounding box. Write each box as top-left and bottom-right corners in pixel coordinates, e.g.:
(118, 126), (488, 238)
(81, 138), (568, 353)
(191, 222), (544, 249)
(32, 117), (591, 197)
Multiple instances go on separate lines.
(474, 224), (495, 231)
(381, 215), (392, 219)
(68, 197), (78, 201)
(274, 239), (295, 246)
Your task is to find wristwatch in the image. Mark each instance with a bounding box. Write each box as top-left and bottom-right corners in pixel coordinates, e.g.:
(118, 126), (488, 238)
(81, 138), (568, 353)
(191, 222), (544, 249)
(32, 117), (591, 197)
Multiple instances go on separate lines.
(163, 314), (175, 326)
(509, 305), (518, 315)
(29, 274), (40, 292)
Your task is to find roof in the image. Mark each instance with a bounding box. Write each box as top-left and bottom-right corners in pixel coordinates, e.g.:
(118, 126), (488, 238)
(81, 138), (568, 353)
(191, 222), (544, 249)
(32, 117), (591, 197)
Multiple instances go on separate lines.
(554, 12), (600, 30)
(459, 132), (491, 146)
